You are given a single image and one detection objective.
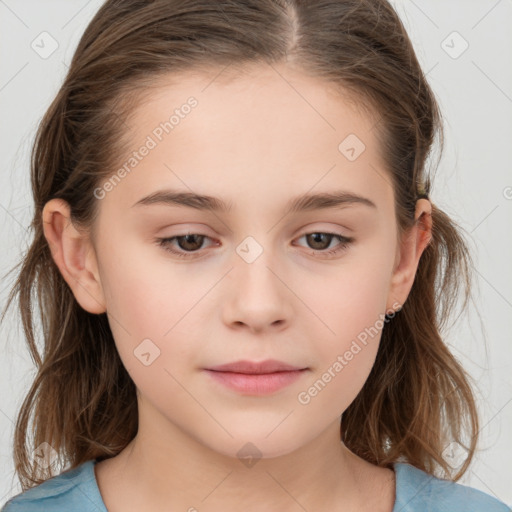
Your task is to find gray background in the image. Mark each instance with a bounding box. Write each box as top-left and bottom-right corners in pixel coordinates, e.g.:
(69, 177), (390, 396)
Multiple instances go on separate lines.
(1, 0), (511, 506)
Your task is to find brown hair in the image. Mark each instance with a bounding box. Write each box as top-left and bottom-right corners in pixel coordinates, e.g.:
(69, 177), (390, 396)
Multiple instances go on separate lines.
(1, 0), (478, 490)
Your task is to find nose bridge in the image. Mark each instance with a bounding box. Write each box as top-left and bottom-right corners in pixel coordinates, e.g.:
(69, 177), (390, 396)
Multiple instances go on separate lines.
(234, 233), (283, 292)
(222, 233), (293, 331)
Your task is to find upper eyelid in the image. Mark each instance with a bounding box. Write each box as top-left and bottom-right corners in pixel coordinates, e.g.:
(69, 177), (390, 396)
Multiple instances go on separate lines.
(164, 228), (351, 240)
(162, 222), (353, 237)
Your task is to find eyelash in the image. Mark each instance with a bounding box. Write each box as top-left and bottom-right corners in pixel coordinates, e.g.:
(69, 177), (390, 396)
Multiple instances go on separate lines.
(156, 231), (354, 259)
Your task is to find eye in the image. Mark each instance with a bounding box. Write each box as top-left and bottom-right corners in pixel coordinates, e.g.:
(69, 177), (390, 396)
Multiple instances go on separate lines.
(294, 232), (354, 258)
(157, 233), (216, 258)
(156, 231), (353, 259)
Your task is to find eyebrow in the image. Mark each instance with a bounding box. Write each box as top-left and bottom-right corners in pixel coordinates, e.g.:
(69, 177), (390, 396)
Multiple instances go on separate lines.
(131, 189), (377, 214)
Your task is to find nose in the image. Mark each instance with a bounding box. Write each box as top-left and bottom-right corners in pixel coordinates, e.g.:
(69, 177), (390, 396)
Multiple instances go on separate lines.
(221, 249), (293, 335)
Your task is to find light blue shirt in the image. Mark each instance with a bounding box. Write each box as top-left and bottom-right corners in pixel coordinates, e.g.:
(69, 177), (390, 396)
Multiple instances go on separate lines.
(1, 459), (510, 511)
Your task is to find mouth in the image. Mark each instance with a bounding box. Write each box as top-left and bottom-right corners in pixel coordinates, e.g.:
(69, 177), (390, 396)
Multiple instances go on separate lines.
(204, 359), (309, 395)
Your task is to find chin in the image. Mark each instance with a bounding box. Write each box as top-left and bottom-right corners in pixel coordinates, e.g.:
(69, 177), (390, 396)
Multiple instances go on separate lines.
(200, 425), (312, 463)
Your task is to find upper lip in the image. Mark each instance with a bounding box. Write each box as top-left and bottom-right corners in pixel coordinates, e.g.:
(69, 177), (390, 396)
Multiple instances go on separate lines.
(206, 359), (306, 374)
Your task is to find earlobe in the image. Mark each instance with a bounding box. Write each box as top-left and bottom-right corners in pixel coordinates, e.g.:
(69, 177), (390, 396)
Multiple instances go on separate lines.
(386, 199), (432, 310)
(42, 198), (106, 314)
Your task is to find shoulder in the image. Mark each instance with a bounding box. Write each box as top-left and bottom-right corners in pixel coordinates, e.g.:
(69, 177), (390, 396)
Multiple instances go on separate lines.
(393, 462), (510, 512)
(1, 460), (106, 512)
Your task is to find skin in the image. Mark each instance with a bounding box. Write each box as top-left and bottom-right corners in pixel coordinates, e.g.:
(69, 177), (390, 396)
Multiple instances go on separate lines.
(42, 62), (432, 512)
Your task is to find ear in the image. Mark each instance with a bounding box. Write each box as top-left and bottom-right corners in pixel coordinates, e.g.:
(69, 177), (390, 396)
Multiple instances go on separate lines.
(386, 199), (432, 311)
(42, 198), (106, 314)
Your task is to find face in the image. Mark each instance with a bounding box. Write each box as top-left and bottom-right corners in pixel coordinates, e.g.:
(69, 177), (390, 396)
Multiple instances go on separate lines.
(61, 63), (414, 460)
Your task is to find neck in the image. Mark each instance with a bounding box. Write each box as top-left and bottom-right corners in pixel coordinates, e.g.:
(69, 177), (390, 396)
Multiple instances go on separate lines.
(96, 405), (395, 512)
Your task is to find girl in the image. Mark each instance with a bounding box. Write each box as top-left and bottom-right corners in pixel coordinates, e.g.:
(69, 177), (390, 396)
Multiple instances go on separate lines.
(1, 0), (509, 510)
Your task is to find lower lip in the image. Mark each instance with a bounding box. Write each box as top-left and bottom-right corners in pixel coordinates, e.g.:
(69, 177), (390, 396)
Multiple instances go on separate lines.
(205, 369), (307, 395)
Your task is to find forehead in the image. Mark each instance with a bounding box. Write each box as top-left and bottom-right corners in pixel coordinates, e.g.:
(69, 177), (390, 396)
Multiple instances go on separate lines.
(125, 61), (380, 146)
(103, 62), (390, 212)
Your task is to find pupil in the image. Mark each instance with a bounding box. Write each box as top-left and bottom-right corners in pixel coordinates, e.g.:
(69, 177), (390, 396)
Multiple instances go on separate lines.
(308, 233), (330, 250)
(180, 234), (203, 251)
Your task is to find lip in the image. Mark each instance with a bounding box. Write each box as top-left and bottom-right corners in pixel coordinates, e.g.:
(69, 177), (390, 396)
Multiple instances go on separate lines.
(204, 359), (308, 395)
(206, 359), (305, 374)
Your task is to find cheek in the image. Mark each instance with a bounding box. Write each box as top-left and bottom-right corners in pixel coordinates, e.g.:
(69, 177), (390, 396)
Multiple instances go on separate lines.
(299, 241), (395, 351)
(97, 234), (208, 335)
(295, 288), (388, 418)
(95, 238), (207, 389)
(293, 241), (396, 410)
